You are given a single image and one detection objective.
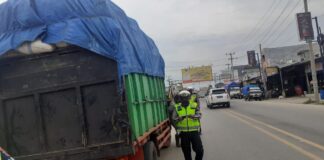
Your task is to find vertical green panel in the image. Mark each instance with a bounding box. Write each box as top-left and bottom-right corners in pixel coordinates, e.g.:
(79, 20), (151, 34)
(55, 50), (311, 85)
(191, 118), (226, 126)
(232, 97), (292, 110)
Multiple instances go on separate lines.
(153, 77), (160, 123)
(133, 75), (144, 137)
(161, 79), (167, 120)
(125, 74), (168, 140)
(155, 78), (161, 123)
(153, 77), (160, 124)
(157, 78), (163, 122)
(161, 79), (166, 120)
(125, 75), (139, 139)
(147, 78), (155, 129)
(142, 75), (152, 130)
(135, 74), (147, 135)
(148, 77), (157, 125)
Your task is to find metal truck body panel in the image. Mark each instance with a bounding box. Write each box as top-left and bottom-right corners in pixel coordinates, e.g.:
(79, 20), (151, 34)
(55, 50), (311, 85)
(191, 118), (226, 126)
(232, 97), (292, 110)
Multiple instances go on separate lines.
(0, 47), (168, 159)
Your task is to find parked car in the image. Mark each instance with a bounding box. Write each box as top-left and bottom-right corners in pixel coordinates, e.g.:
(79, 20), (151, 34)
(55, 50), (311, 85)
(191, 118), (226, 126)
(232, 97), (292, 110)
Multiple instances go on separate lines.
(242, 85), (264, 101)
(206, 88), (231, 108)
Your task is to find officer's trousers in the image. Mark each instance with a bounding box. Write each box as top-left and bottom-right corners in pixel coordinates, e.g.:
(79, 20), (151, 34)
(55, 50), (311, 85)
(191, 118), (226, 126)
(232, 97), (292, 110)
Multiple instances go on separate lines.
(180, 131), (204, 160)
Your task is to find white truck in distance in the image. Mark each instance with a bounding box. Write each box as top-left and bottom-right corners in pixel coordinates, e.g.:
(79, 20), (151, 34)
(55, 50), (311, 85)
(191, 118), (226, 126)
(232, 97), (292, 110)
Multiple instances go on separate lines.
(206, 88), (230, 108)
(229, 86), (242, 99)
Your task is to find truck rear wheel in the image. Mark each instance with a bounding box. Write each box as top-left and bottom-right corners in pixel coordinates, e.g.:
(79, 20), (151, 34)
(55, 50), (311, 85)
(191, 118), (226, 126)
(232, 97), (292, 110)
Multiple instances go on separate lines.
(144, 141), (157, 160)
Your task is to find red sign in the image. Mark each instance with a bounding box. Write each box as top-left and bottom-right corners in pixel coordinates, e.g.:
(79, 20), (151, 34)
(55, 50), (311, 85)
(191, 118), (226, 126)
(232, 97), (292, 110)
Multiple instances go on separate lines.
(296, 12), (314, 41)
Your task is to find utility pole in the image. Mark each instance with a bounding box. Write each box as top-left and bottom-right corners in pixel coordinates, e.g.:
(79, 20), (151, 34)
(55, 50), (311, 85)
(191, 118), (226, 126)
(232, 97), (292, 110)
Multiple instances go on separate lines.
(313, 17), (323, 57)
(304, 0), (320, 103)
(259, 44), (267, 95)
(225, 63), (231, 72)
(225, 63), (231, 80)
(213, 73), (218, 84)
(226, 52), (237, 81)
(257, 48), (262, 78)
(312, 17), (324, 76)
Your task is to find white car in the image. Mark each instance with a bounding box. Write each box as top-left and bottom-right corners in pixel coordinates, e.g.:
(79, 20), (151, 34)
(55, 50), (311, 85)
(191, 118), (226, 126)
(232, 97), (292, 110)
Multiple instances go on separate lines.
(206, 88), (230, 108)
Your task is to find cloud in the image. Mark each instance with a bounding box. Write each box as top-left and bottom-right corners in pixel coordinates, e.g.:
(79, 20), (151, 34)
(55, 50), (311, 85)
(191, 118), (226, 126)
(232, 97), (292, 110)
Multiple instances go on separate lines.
(1, 0), (323, 81)
(113, 0), (324, 81)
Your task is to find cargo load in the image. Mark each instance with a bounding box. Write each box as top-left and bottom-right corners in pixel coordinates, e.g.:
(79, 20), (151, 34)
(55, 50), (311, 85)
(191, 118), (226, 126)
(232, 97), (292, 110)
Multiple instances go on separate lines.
(0, 0), (170, 160)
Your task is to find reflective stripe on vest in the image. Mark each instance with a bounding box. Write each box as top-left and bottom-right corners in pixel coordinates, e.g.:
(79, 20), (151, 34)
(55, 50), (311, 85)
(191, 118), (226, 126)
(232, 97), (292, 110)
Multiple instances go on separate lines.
(175, 102), (200, 132)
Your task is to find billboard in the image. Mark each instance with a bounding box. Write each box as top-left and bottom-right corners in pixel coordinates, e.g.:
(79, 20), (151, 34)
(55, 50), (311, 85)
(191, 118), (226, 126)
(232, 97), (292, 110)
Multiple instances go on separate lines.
(182, 65), (213, 84)
(297, 12), (314, 41)
(247, 50), (257, 67)
(265, 67), (279, 76)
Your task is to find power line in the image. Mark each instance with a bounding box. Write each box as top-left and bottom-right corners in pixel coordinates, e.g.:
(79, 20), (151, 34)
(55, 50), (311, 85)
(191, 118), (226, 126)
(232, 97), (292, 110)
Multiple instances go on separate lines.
(259, 0), (293, 44)
(226, 52), (238, 80)
(233, 0), (283, 53)
(244, 0), (301, 53)
(262, 0), (302, 45)
(266, 20), (295, 47)
(231, 0), (279, 52)
(238, 0), (295, 56)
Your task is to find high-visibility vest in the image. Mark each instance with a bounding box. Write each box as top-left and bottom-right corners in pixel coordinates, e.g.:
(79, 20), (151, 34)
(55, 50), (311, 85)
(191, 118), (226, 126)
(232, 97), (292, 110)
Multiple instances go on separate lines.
(175, 102), (200, 132)
(190, 95), (198, 105)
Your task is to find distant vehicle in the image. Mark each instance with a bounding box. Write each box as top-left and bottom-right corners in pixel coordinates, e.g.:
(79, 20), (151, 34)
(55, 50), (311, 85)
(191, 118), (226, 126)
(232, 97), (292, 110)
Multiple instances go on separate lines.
(242, 85), (263, 101)
(229, 86), (242, 99)
(206, 88), (230, 108)
(225, 82), (242, 99)
(197, 91), (206, 98)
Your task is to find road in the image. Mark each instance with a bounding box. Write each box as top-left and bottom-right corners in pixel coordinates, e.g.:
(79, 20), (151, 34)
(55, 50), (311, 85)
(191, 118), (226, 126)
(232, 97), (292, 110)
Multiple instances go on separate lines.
(159, 99), (324, 160)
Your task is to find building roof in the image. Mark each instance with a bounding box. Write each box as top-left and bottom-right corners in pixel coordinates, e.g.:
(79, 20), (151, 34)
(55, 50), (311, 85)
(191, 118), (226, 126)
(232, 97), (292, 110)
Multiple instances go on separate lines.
(232, 64), (259, 70)
(262, 43), (320, 68)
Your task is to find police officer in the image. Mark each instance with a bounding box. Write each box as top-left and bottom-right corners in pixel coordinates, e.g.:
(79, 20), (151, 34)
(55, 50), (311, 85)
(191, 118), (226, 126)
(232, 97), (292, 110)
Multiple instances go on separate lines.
(172, 90), (204, 160)
(187, 87), (202, 134)
(187, 87), (199, 106)
(168, 94), (182, 147)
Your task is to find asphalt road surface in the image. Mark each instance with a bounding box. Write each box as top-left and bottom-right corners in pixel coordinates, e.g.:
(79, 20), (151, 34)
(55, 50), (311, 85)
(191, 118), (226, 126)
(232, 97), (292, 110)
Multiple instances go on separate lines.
(159, 99), (324, 160)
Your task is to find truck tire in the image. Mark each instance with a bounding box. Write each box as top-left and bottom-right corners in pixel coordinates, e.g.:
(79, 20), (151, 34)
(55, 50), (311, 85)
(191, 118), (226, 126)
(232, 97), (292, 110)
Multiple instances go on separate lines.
(144, 141), (158, 160)
(227, 103), (231, 108)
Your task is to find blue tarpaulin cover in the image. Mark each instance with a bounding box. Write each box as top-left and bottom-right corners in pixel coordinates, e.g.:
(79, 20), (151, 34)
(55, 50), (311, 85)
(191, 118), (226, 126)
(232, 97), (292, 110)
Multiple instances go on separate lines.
(242, 84), (257, 96)
(0, 0), (165, 78)
(224, 82), (239, 90)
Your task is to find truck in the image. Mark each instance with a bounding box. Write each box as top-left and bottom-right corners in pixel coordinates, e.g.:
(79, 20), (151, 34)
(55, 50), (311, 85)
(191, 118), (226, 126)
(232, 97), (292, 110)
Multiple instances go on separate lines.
(228, 87), (242, 99)
(242, 85), (264, 101)
(0, 1), (170, 160)
(225, 82), (242, 99)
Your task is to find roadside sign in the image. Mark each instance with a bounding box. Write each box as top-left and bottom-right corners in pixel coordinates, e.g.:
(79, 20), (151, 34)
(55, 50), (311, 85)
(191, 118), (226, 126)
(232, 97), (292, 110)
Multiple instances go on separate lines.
(182, 65), (213, 84)
(296, 12), (314, 41)
(247, 50), (257, 67)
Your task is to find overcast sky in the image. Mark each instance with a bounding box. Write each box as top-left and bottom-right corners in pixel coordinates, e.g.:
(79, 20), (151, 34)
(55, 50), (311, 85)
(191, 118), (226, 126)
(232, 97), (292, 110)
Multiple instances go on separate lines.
(112, 0), (324, 80)
(1, 0), (324, 81)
